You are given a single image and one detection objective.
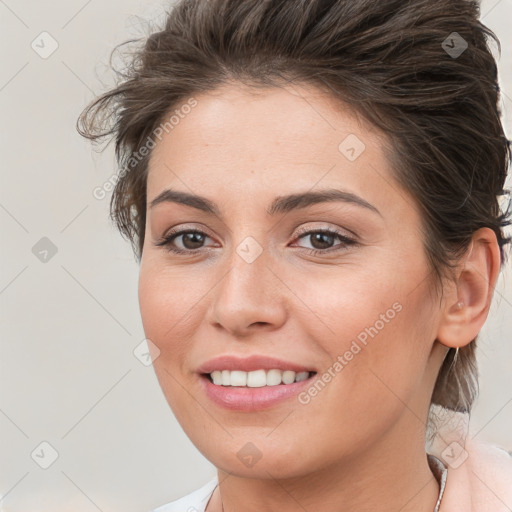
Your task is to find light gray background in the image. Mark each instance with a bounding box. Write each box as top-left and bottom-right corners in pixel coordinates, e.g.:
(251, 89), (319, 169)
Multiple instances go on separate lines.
(1, 1), (511, 511)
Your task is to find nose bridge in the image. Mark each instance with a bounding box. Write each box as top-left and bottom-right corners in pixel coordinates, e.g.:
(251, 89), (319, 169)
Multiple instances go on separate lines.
(209, 235), (287, 333)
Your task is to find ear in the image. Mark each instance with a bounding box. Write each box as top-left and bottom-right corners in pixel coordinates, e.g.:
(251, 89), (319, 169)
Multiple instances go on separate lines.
(436, 227), (501, 349)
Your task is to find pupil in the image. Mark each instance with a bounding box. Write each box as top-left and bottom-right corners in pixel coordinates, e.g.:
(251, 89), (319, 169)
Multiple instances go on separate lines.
(311, 233), (333, 249)
(184, 232), (204, 249)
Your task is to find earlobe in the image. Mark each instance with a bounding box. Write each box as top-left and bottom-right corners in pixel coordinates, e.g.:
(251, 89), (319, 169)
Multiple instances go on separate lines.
(435, 227), (501, 350)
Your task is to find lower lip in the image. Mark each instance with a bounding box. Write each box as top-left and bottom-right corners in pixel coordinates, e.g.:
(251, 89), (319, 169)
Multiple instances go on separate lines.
(199, 374), (316, 411)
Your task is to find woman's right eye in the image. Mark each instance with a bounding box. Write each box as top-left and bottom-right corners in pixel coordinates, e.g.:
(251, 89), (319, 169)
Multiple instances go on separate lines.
(154, 229), (213, 254)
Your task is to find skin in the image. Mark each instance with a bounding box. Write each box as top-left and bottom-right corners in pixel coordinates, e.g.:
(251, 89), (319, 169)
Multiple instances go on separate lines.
(138, 82), (500, 512)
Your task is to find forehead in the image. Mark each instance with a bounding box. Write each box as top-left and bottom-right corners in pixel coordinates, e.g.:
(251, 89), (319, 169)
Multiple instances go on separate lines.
(150, 83), (380, 154)
(146, 83), (408, 218)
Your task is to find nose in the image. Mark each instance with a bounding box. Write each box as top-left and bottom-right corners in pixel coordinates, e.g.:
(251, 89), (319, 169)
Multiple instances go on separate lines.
(207, 244), (288, 338)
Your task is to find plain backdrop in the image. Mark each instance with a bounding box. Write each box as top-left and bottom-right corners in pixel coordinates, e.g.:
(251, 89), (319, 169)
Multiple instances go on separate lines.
(1, 0), (511, 511)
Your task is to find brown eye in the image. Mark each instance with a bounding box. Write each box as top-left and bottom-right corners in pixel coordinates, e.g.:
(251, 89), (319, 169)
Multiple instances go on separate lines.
(308, 232), (337, 250)
(178, 231), (207, 250)
(155, 229), (213, 254)
(293, 228), (357, 256)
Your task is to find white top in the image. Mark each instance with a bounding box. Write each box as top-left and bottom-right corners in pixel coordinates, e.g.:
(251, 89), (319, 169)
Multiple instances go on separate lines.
(151, 476), (218, 512)
(150, 455), (448, 512)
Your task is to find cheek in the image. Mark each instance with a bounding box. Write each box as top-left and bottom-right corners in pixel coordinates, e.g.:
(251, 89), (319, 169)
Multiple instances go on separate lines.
(288, 261), (405, 353)
(137, 264), (206, 422)
(294, 259), (434, 406)
(138, 260), (210, 334)
(137, 263), (205, 369)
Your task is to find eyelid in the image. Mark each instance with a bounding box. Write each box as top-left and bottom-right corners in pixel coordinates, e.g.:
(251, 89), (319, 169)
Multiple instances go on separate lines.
(160, 221), (356, 241)
(160, 223), (214, 239)
(292, 223), (357, 240)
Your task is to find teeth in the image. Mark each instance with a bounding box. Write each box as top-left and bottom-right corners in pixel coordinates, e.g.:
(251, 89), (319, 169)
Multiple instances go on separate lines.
(282, 370), (296, 385)
(208, 369), (313, 387)
(295, 371), (309, 382)
(211, 371), (222, 385)
(230, 370), (247, 387)
(247, 369), (266, 387)
(266, 369), (282, 386)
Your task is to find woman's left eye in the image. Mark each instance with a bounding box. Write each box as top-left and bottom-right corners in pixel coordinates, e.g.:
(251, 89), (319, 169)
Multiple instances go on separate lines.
(154, 227), (357, 255)
(292, 228), (357, 255)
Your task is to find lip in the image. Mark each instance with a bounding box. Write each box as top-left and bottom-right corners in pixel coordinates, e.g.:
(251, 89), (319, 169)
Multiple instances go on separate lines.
(197, 354), (317, 411)
(197, 354), (316, 374)
(199, 374), (316, 411)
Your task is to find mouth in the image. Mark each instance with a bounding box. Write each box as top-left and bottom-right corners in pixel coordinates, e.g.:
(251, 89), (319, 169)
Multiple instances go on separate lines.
(198, 368), (318, 411)
(196, 354), (318, 410)
(203, 369), (317, 387)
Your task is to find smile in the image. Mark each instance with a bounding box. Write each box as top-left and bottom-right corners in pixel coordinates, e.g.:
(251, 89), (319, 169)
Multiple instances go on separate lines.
(207, 369), (315, 387)
(197, 354), (318, 410)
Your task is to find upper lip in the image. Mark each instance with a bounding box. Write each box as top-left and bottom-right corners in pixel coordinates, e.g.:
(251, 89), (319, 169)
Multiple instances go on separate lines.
(197, 355), (316, 374)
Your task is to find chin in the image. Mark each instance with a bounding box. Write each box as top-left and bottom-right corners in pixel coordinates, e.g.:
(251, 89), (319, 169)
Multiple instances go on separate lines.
(196, 435), (320, 480)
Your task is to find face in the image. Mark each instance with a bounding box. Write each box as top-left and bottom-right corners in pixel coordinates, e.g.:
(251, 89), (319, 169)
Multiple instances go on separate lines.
(138, 83), (446, 479)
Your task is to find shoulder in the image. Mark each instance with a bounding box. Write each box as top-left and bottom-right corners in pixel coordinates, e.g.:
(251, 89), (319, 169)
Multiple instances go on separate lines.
(461, 439), (512, 503)
(437, 438), (512, 511)
(149, 477), (218, 512)
(427, 408), (512, 511)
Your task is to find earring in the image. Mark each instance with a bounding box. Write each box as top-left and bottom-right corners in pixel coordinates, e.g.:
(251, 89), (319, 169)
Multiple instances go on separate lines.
(453, 346), (459, 365)
(455, 300), (464, 310)
(446, 346), (460, 373)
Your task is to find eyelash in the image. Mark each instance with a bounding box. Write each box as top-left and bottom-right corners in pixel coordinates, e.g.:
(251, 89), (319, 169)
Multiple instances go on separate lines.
(154, 227), (357, 256)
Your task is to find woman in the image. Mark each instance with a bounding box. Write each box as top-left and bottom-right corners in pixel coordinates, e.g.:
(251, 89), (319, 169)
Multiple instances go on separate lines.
(77, 0), (512, 510)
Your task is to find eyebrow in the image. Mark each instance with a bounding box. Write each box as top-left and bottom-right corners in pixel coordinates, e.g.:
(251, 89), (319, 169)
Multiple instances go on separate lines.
(149, 188), (382, 217)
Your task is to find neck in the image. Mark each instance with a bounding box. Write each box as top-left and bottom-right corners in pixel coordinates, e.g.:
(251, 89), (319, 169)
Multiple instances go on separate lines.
(208, 417), (440, 512)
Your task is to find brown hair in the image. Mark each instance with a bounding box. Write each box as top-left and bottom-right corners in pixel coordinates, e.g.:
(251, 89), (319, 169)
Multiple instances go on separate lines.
(77, 0), (511, 413)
